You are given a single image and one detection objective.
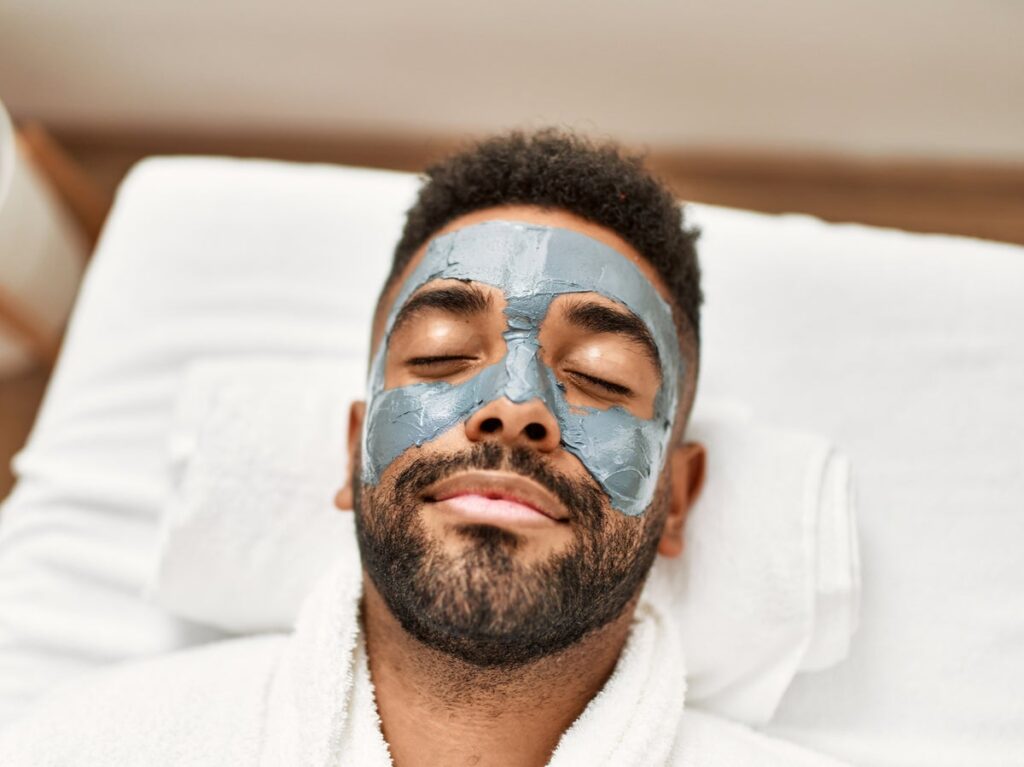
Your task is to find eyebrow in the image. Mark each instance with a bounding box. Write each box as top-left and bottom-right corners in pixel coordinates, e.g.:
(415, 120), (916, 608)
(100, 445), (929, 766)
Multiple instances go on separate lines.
(390, 283), (493, 335)
(562, 299), (661, 368)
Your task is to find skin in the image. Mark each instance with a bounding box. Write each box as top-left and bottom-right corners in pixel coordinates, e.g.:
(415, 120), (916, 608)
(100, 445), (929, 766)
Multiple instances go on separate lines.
(335, 205), (706, 767)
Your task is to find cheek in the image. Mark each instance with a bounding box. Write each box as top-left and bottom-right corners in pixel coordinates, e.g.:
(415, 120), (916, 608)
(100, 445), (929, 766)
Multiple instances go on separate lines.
(640, 473), (674, 535)
(366, 425), (471, 490)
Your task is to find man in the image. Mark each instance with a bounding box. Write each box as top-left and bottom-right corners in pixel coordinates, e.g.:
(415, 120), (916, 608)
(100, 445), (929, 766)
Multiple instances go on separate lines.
(0, 131), (847, 766)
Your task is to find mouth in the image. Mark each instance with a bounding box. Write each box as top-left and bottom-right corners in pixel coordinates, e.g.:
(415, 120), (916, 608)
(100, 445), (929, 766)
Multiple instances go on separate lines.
(422, 470), (570, 528)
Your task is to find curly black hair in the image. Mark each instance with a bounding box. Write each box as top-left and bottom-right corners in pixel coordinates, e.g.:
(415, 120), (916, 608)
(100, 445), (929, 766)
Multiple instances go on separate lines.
(385, 128), (702, 347)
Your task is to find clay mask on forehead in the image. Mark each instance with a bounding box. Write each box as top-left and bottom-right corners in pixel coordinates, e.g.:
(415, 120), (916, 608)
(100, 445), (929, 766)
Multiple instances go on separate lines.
(361, 220), (683, 517)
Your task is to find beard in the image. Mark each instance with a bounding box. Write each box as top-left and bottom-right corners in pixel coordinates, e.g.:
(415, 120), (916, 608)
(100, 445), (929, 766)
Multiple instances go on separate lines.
(352, 441), (668, 668)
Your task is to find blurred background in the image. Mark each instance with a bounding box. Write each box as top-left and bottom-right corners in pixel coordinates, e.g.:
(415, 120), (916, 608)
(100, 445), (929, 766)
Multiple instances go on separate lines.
(0, 0), (1022, 497)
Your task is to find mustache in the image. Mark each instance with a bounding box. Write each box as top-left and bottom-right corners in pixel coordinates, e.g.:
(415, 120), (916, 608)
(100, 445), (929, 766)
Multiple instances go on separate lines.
(391, 442), (607, 526)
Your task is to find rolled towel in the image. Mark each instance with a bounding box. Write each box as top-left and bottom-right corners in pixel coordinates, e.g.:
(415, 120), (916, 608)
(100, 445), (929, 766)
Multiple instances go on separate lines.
(151, 357), (859, 725)
(666, 411), (859, 723)
(154, 357), (362, 629)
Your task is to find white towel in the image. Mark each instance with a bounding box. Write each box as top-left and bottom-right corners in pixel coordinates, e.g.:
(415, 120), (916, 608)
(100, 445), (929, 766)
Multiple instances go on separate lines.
(153, 357), (364, 628)
(0, 556), (850, 766)
(152, 357), (859, 725)
(669, 412), (860, 723)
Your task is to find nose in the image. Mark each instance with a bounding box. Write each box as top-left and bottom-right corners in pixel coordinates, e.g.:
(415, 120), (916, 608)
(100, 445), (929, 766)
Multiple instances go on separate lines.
(464, 397), (561, 453)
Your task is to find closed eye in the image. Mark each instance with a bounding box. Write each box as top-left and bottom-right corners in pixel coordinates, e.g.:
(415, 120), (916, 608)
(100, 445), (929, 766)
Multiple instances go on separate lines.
(405, 355), (480, 379)
(406, 355), (478, 366)
(566, 370), (633, 397)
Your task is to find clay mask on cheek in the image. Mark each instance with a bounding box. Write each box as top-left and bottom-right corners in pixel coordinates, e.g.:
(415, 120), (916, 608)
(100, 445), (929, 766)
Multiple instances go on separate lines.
(361, 221), (683, 517)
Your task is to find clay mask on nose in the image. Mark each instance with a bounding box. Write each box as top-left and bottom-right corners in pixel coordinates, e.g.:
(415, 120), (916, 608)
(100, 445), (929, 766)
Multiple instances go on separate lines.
(361, 220), (683, 517)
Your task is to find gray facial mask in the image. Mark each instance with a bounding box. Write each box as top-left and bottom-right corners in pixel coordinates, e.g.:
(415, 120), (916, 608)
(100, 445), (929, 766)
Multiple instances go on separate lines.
(361, 220), (683, 517)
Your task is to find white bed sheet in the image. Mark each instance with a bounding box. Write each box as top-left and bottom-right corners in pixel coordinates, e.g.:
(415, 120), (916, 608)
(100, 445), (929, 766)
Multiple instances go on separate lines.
(1, 157), (1022, 765)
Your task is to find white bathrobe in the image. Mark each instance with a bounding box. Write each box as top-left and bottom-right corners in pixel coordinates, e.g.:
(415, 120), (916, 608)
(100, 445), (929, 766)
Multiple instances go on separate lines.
(0, 561), (849, 766)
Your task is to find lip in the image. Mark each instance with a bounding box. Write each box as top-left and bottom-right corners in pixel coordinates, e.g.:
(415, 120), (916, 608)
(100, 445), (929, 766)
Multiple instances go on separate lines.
(422, 470), (570, 523)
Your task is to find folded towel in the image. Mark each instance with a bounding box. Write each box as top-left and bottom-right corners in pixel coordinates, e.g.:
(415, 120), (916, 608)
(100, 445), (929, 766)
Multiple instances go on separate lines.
(151, 357), (859, 725)
(3, 557), (851, 766)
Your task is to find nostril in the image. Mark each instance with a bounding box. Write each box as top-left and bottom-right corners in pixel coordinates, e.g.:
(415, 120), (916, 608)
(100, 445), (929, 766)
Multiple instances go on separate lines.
(524, 423), (547, 441)
(480, 417), (502, 434)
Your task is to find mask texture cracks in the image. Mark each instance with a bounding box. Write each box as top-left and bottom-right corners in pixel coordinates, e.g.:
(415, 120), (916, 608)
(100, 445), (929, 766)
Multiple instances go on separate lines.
(361, 221), (682, 517)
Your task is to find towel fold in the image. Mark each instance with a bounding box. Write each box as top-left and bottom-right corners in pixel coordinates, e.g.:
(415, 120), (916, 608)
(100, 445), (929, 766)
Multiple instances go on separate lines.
(151, 357), (859, 725)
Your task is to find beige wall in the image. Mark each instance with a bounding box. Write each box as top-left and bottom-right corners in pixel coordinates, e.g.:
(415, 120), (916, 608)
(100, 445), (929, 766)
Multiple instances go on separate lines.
(1, 0), (1021, 161)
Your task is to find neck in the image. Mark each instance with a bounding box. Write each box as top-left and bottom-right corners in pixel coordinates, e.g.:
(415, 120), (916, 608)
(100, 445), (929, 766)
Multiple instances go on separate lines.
(361, 574), (637, 767)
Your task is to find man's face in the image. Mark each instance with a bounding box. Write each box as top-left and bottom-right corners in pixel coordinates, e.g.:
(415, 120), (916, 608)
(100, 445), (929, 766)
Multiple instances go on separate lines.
(346, 206), (697, 668)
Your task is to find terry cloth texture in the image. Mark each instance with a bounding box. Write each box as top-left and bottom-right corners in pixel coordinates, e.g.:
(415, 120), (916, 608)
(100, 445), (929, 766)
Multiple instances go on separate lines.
(0, 561), (850, 766)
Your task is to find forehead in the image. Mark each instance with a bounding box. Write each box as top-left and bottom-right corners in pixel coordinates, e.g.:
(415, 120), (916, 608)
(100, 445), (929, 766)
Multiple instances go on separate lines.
(375, 206), (677, 345)
(401, 222), (670, 320)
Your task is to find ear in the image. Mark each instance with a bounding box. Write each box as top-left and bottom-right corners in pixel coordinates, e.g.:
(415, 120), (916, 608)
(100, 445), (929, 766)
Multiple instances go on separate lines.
(657, 441), (706, 558)
(334, 400), (366, 512)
